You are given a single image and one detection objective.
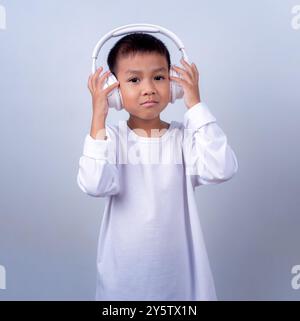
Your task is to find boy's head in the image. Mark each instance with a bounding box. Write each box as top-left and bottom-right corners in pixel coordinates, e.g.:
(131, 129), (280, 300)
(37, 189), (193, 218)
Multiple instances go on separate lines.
(107, 33), (172, 120)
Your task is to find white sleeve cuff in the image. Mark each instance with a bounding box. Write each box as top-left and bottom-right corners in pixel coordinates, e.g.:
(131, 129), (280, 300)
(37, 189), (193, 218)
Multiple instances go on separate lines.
(183, 102), (217, 130)
(83, 131), (113, 160)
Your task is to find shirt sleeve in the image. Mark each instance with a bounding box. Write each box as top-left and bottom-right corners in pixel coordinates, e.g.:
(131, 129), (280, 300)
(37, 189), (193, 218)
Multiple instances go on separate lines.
(76, 127), (120, 197)
(182, 102), (238, 188)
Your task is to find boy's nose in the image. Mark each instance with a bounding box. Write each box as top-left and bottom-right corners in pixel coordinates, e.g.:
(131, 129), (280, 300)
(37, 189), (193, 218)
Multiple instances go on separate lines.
(142, 87), (156, 96)
(142, 79), (157, 95)
(143, 90), (156, 96)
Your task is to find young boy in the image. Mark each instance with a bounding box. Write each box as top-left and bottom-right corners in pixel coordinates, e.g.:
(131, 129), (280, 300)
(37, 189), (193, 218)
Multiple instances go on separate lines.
(77, 33), (238, 301)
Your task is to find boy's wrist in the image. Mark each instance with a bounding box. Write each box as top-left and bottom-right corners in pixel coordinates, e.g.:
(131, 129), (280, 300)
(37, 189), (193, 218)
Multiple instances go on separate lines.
(92, 112), (107, 122)
(183, 101), (217, 130)
(90, 114), (107, 140)
(187, 100), (202, 110)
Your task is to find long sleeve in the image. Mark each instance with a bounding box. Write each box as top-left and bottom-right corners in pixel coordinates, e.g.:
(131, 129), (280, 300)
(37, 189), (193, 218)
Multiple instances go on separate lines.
(182, 102), (238, 188)
(76, 129), (120, 197)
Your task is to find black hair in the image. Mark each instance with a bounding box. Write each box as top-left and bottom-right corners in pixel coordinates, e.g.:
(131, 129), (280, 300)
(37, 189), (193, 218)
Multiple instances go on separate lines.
(107, 33), (171, 78)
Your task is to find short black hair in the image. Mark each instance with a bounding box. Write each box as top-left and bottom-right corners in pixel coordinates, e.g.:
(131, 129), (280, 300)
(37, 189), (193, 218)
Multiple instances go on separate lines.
(107, 33), (171, 78)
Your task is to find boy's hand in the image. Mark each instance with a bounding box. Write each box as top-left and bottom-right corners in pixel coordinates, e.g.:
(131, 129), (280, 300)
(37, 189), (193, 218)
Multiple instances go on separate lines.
(170, 58), (201, 109)
(87, 67), (120, 119)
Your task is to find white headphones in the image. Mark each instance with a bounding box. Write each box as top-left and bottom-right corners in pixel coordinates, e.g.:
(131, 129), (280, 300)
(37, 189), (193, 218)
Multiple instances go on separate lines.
(92, 23), (190, 111)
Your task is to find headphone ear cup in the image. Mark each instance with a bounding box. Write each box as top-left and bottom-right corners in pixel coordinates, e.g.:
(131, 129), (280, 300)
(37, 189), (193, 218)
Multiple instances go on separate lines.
(169, 68), (184, 103)
(103, 74), (123, 110)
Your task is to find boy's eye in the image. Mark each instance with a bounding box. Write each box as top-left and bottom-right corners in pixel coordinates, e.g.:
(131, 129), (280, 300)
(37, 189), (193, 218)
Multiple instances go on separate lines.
(155, 75), (165, 81)
(128, 75), (166, 83)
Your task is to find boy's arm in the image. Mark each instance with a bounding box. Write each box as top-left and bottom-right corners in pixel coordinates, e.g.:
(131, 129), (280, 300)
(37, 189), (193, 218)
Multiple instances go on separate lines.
(90, 114), (107, 140)
(183, 102), (238, 188)
(77, 124), (120, 197)
(77, 67), (121, 197)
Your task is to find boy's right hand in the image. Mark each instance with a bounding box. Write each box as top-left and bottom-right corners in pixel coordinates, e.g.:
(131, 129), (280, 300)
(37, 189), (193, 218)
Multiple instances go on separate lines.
(87, 67), (120, 119)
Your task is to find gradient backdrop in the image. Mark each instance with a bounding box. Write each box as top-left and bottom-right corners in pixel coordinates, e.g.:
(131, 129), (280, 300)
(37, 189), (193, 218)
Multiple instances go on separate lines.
(0, 0), (299, 300)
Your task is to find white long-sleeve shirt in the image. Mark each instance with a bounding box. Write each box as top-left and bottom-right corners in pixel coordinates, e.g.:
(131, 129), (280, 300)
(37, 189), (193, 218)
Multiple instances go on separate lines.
(77, 102), (238, 301)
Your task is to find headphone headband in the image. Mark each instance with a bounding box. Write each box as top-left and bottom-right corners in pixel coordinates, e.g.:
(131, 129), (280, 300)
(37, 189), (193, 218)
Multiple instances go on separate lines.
(92, 23), (189, 73)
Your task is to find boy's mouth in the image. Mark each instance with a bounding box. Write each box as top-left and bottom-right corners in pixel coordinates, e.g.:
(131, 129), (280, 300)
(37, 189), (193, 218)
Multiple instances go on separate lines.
(141, 100), (159, 108)
(141, 102), (158, 108)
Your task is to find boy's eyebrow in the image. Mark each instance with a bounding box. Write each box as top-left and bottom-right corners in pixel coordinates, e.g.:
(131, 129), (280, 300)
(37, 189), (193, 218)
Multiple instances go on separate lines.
(125, 67), (167, 74)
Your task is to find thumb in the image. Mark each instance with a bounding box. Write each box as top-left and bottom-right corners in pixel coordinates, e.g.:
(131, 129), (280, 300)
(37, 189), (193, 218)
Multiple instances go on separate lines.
(109, 81), (120, 89)
(104, 81), (120, 94)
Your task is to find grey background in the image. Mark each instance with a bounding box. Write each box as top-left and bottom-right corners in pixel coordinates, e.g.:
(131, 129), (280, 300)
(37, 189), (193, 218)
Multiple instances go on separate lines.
(0, 0), (299, 300)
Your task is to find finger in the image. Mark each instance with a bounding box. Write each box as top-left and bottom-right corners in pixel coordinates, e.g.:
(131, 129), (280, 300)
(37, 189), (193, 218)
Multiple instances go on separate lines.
(180, 58), (198, 82)
(169, 75), (186, 87)
(91, 67), (103, 91)
(92, 66), (103, 90)
(191, 63), (199, 81)
(180, 58), (194, 74)
(88, 74), (93, 93)
(96, 71), (113, 89)
(171, 66), (193, 85)
(103, 81), (120, 95)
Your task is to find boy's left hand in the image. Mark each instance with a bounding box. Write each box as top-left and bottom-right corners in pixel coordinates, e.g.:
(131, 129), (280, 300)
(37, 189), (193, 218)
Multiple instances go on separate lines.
(170, 58), (201, 109)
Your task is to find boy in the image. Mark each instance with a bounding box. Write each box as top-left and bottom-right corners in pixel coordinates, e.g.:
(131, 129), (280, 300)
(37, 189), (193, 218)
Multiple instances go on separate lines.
(77, 33), (238, 300)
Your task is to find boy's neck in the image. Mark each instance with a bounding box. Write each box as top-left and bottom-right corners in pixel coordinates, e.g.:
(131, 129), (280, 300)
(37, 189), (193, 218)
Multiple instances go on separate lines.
(127, 116), (170, 138)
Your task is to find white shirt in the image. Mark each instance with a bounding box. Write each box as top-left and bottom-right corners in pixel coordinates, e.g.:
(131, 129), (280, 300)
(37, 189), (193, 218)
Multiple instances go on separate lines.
(77, 102), (238, 301)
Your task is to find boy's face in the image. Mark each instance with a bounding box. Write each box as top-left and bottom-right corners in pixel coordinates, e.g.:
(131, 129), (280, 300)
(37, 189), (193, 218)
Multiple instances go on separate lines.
(115, 52), (170, 120)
